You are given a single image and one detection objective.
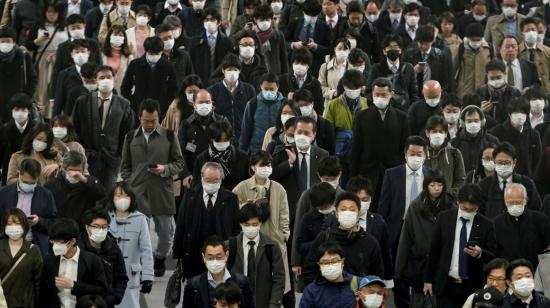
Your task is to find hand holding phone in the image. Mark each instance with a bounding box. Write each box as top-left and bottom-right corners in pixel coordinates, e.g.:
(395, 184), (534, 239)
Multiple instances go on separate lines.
(466, 240), (477, 248)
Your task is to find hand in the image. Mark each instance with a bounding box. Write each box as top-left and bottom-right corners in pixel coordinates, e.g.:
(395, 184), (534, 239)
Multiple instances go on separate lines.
(27, 214), (39, 226)
(67, 170), (87, 183)
(140, 280), (153, 293)
(383, 288), (393, 299)
(55, 276), (74, 289)
(480, 100), (493, 112)
(464, 245), (481, 258)
(292, 266), (302, 277)
(287, 92), (294, 100)
(285, 148), (296, 165)
(220, 20), (229, 29)
(423, 283), (433, 295)
(34, 35), (48, 45)
(243, 23), (253, 31)
(43, 164), (59, 177)
(414, 63), (425, 74)
(182, 175), (193, 189)
(306, 39), (317, 50)
(292, 41), (304, 49)
(148, 164), (166, 175)
(464, 9), (471, 15)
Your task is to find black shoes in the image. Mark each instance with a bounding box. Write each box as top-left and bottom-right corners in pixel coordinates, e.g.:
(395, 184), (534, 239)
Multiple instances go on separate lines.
(154, 257), (166, 277)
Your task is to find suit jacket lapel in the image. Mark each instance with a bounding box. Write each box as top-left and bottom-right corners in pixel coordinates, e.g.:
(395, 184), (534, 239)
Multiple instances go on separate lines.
(236, 233), (245, 273)
(199, 273), (210, 307)
(309, 147), (318, 183)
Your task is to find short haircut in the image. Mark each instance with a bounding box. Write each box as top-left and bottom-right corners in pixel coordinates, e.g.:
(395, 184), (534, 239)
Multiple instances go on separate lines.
(181, 74), (203, 90)
(405, 135), (428, 153)
(416, 25), (435, 42)
(303, 0), (322, 16)
(348, 49), (367, 66)
(293, 88), (314, 103)
(425, 115), (447, 132)
(63, 151), (86, 168)
(143, 36), (164, 53)
(9, 93), (33, 110)
(208, 119), (233, 142)
(66, 14), (86, 25)
(136, 4), (152, 17)
(155, 23), (173, 35)
(221, 53), (242, 70)
(382, 33), (403, 49)
(163, 15), (182, 27)
(372, 77), (393, 91)
(20, 158), (42, 179)
(250, 150), (272, 167)
(106, 181), (139, 213)
(346, 1), (363, 15)
(80, 62), (98, 79)
(486, 59), (506, 73)
(138, 98), (161, 116)
(457, 184), (484, 207)
(2, 208), (30, 238)
(461, 104), (484, 122)
(493, 142), (518, 160)
(483, 258), (510, 281)
(49, 218), (80, 242)
(295, 116), (317, 133)
(76, 295), (107, 308)
(82, 207), (111, 226)
(439, 11), (457, 31)
(291, 47), (312, 66)
(0, 27), (15, 40)
(441, 93), (462, 109)
(239, 201), (265, 223)
(213, 282), (244, 306)
(201, 162), (225, 179)
(254, 4), (274, 19)
(69, 39), (90, 52)
(520, 17), (537, 31)
(507, 97), (530, 115)
(202, 235), (228, 253)
(203, 8), (222, 21)
(314, 241), (345, 261)
(95, 64), (115, 77)
(506, 258), (534, 280)
(309, 182), (336, 208)
(341, 69), (364, 89)
(346, 176), (373, 196)
(403, 2), (421, 15)
(260, 72), (279, 86)
(524, 85), (547, 101)
(499, 35), (518, 49)
(317, 156), (341, 177)
(422, 170), (446, 195)
(334, 191), (361, 210)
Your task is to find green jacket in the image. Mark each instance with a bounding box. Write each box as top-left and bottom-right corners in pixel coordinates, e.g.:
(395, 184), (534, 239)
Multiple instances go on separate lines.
(323, 96), (368, 131)
(426, 143), (466, 198)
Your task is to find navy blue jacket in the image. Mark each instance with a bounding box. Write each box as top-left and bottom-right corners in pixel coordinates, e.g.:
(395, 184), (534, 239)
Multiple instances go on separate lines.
(285, 18), (330, 77)
(300, 272), (357, 308)
(0, 183), (57, 257)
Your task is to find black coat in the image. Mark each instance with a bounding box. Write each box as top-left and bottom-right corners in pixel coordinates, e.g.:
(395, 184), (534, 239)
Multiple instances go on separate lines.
(458, 15), (488, 38)
(351, 106), (409, 190)
(84, 7), (106, 39)
(182, 271), (255, 308)
(177, 7), (205, 38)
(296, 210), (334, 258)
(518, 58), (542, 89)
(425, 208), (497, 295)
(173, 185), (241, 278)
(475, 85), (522, 125)
(54, 65), (83, 116)
(39, 249), (108, 308)
(192, 145), (250, 191)
(285, 18), (331, 77)
(504, 292), (550, 307)
(0, 119), (35, 184)
(321, 14), (346, 48)
(478, 173), (542, 219)
(534, 148), (550, 198)
(261, 29), (289, 76)
(494, 209), (550, 269)
(341, 20), (380, 63)
(314, 115), (335, 155)
(153, 2), (181, 26)
(188, 31), (234, 87)
(366, 60), (419, 110)
(78, 233), (128, 307)
(210, 54), (268, 90)
(407, 99), (442, 136)
(120, 56), (178, 118)
(167, 48), (193, 89)
(375, 11), (404, 42)
(490, 120), (542, 178)
(278, 72), (324, 115)
(451, 128), (500, 173)
(402, 45), (455, 94)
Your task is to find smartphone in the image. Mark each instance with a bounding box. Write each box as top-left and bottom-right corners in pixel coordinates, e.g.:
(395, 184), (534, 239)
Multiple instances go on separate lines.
(418, 61), (426, 66)
(148, 164), (157, 168)
(466, 240), (477, 248)
(43, 31), (49, 37)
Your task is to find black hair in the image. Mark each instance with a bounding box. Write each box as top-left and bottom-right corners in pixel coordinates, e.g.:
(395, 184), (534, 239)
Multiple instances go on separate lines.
(483, 258), (510, 282)
(314, 241), (345, 260)
(416, 25), (435, 42)
(95, 64), (115, 77)
(309, 182), (336, 208)
(403, 2), (422, 15)
(486, 59), (506, 73)
(420, 169), (447, 199)
(9, 93), (33, 110)
(221, 53), (242, 70)
(260, 72), (279, 86)
(82, 206), (111, 226)
(254, 4), (274, 19)
(0, 27), (16, 40)
(213, 282), (244, 306)
(80, 62), (98, 79)
(138, 98), (161, 116)
(203, 8), (222, 21)
(239, 200), (270, 223)
(441, 93), (462, 109)
(250, 150), (272, 167)
(520, 17), (537, 31)
(498, 35), (518, 49)
(69, 38), (90, 52)
(136, 4), (152, 17)
(208, 120), (233, 142)
(294, 88), (314, 103)
(372, 77), (393, 91)
(295, 115), (317, 133)
(41, 2), (65, 28)
(303, 0), (322, 16)
(507, 98), (530, 115)
(144, 36), (164, 53)
(346, 1), (363, 15)
(425, 115), (448, 133)
(493, 142), (517, 160)
(49, 218), (80, 242)
(382, 33), (403, 49)
(20, 158), (42, 179)
(438, 11), (457, 33)
(21, 122), (57, 158)
(244, 0), (259, 8)
(473, 142), (497, 179)
(155, 23), (173, 35)
(291, 47), (312, 66)
(348, 48), (367, 66)
(274, 99), (300, 133)
(66, 14), (86, 26)
(317, 156), (341, 177)
(334, 191), (360, 210)
(202, 235), (228, 253)
(76, 295), (107, 308)
(524, 85), (548, 101)
(457, 184), (484, 207)
(405, 135), (428, 153)
(346, 176), (373, 196)
(506, 258), (534, 280)
(341, 69), (364, 89)
(106, 181), (139, 213)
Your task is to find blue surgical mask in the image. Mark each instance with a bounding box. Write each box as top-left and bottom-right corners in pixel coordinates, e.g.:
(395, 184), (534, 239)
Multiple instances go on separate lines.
(19, 180), (36, 193)
(262, 90), (277, 101)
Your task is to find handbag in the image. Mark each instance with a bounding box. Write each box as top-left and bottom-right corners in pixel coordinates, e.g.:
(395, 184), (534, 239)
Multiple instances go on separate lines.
(421, 294), (437, 308)
(164, 260), (184, 308)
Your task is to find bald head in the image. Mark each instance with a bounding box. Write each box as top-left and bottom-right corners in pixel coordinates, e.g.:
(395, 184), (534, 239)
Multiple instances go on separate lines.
(194, 89), (212, 104)
(422, 80), (442, 99)
(504, 183), (527, 206)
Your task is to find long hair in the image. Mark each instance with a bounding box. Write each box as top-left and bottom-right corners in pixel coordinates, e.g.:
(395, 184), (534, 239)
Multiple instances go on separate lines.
(103, 24), (132, 57)
(21, 122), (58, 159)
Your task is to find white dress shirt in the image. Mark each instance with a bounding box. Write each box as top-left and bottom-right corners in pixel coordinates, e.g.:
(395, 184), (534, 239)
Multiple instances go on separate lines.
(404, 164), (423, 218)
(98, 93), (112, 129)
(242, 233), (260, 276)
(15, 120), (27, 133)
(387, 59), (400, 73)
(407, 26), (416, 40)
(506, 58), (523, 90)
(58, 247), (80, 308)
(297, 147), (311, 189)
(449, 214), (472, 279)
(325, 14), (338, 29)
(67, 0), (81, 16)
(203, 190), (218, 207)
(207, 268), (231, 287)
(530, 112), (544, 128)
(498, 175), (511, 191)
(164, 0), (183, 10)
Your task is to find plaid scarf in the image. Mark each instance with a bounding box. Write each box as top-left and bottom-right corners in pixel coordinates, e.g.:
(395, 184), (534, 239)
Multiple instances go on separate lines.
(208, 144), (233, 176)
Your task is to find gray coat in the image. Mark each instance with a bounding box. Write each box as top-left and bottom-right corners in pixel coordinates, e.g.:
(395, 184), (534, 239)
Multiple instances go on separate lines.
(120, 126), (185, 216)
(536, 253), (550, 297)
(228, 232), (285, 308)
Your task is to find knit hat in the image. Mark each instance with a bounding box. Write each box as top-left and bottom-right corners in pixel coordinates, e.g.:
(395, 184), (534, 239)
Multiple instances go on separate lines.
(465, 23), (484, 38)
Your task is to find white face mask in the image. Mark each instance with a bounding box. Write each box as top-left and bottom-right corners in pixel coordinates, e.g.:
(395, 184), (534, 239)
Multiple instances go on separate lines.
(192, 0), (205, 9)
(84, 83), (98, 91)
(5, 225), (24, 240)
(299, 104), (313, 117)
(0, 42), (14, 53)
(280, 114), (294, 125)
(294, 134), (311, 150)
(327, 180), (339, 189)
(117, 4), (131, 15)
(255, 166), (272, 179)
(292, 63), (308, 76)
(242, 225), (260, 239)
(502, 6), (517, 18)
(345, 89), (361, 100)
(405, 15), (419, 27)
(146, 53), (162, 64)
(69, 29), (85, 39)
(488, 78), (506, 88)
(444, 112), (460, 124)
(537, 32), (546, 44)
(373, 97), (390, 109)
(186, 92), (194, 103)
(425, 97), (440, 107)
(224, 70), (240, 82)
(114, 198), (131, 211)
(513, 278), (535, 297)
(335, 50), (349, 62)
(337, 210), (357, 229)
(366, 13), (379, 23)
(213, 141), (230, 151)
(429, 132), (446, 148)
(304, 14), (317, 24)
(285, 135), (294, 144)
(12, 111), (28, 124)
(204, 259), (226, 274)
(318, 206), (334, 215)
(347, 38), (357, 49)
(389, 12), (402, 22)
(89, 228), (108, 243)
(507, 203), (525, 217)
(72, 52), (89, 66)
(256, 20), (271, 32)
(52, 242), (69, 256)
(202, 181), (221, 194)
(32, 140), (48, 152)
(482, 160), (496, 172)
(239, 46), (255, 59)
(465, 122), (482, 135)
(524, 30), (538, 44)
(473, 14), (486, 22)
(406, 155), (424, 171)
(100, 3), (113, 13)
(195, 103), (212, 116)
(360, 201), (370, 215)
(495, 163), (513, 178)
(136, 15), (149, 26)
(530, 99), (545, 113)
(52, 127), (68, 139)
(172, 29), (182, 39)
(458, 208), (476, 221)
(163, 38), (175, 50)
(167, 0), (179, 5)
(362, 293), (384, 308)
(65, 172), (80, 184)
(320, 262), (342, 281)
(204, 20), (217, 33)
(349, 64), (365, 72)
(469, 40), (483, 50)
(510, 113), (527, 128)
(270, 2), (283, 13)
(98, 78), (114, 93)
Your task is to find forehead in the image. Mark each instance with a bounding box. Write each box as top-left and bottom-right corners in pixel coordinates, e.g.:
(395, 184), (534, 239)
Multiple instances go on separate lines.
(205, 245), (225, 254)
(90, 218), (108, 225)
(240, 37), (255, 44)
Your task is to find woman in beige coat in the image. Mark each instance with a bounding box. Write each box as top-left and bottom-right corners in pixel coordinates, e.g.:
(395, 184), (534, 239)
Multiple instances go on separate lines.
(125, 5), (155, 59)
(232, 150), (291, 294)
(438, 12), (462, 68)
(102, 25), (134, 93)
(319, 38), (351, 108)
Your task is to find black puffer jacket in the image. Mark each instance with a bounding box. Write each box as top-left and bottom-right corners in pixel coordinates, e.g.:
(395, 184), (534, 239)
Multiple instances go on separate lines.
(451, 127), (499, 173)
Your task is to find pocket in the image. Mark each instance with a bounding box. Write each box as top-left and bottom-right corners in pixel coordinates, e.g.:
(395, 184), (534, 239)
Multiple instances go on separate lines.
(129, 263), (143, 288)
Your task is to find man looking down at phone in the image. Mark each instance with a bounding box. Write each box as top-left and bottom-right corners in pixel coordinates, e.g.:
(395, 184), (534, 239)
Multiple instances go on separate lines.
(493, 183), (550, 270)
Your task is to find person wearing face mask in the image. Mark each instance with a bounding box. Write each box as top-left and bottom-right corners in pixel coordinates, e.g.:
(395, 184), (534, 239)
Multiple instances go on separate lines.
(98, 0), (137, 45)
(0, 208), (41, 308)
(452, 103), (499, 174)
(124, 5), (154, 58)
(518, 18), (550, 92)
(163, 15), (189, 51)
(321, 0), (346, 47)
(395, 171), (454, 307)
(499, 35), (542, 92)
(374, 0), (404, 39)
(504, 259), (550, 307)
(176, 0), (208, 37)
(77, 208), (128, 307)
(162, 74), (203, 134)
(39, 218), (108, 308)
(494, 183), (550, 271)
(155, 23), (193, 88)
(395, 3), (422, 49)
(303, 193), (384, 288)
(220, 33), (268, 90)
(224, 202), (286, 308)
(0, 158), (57, 258)
(441, 94), (462, 140)
(153, 0), (183, 28)
(63, 62), (101, 117)
(121, 36), (178, 118)
(101, 26), (133, 95)
(252, 4), (289, 76)
(356, 276), (386, 308)
(457, 0), (489, 37)
(367, 34), (418, 110)
(182, 236), (255, 308)
(351, 78), (409, 195)
(261, 98), (300, 152)
(456, 23), (494, 99)
(228, 0), (259, 41)
(174, 162), (241, 279)
(408, 80), (443, 136)
(484, 0), (525, 50)
(84, 0), (115, 39)
(490, 98), (542, 178)
(341, 2), (380, 64)
(466, 143), (497, 184)
(423, 184), (497, 308)
(106, 182), (154, 308)
(293, 88), (334, 154)
(477, 142), (541, 219)
(524, 86), (550, 138)
(437, 12), (462, 67)
(319, 38), (351, 106)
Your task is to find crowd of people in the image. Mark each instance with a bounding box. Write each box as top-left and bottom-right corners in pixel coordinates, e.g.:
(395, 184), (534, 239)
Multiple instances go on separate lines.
(0, 0), (550, 307)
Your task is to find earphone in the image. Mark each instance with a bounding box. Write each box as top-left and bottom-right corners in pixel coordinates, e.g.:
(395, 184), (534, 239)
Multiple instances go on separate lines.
(459, 105), (486, 128)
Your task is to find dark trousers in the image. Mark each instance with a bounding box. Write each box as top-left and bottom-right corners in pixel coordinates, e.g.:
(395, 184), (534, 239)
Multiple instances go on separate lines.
(391, 224), (411, 308)
(282, 237), (296, 308)
(437, 277), (476, 308)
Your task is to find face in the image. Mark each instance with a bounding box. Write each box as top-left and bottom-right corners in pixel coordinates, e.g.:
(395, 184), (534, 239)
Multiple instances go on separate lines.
(359, 284), (384, 299)
(428, 181), (444, 198)
(113, 186), (130, 202)
(504, 187), (526, 207)
(443, 104), (461, 114)
(295, 121), (316, 140)
(285, 126), (295, 138)
(426, 125), (446, 141)
(281, 104), (296, 116)
(423, 85), (441, 99)
(239, 36), (255, 50)
(244, 5), (256, 15)
(35, 131), (48, 143)
(205, 15), (220, 25)
(500, 38), (518, 61)
(487, 69), (505, 81)
(502, 0), (517, 9)
(260, 81), (278, 92)
(67, 23), (85, 31)
(65, 164), (84, 174)
(335, 42), (349, 52)
(459, 201), (479, 213)
(405, 10), (420, 18)
(96, 69), (114, 83)
(523, 23), (537, 34)
(12, 107), (28, 113)
(6, 215), (21, 227)
(45, 7), (58, 23)
(348, 12), (364, 27)
(241, 217), (261, 228)
(158, 30), (173, 42)
(318, 252), (343, 268)
(0, 37), (13, 44)
(482, 147), (494, 163)
(356, 189), (371, 203)
(388, 7), (402, 14)
(71, 46), (89, 57)
(336, 200), (359, 216)
(194, 91), (212, 105)
(508, 266), (533, 289)
(441, 21), (454, 35)
(372, 86), (392, 100)
(319, 174), (340, 183)
(465, 112), (481, 125)
(365, 2), (379, 16)
(418, 40), (432, 53)
(140, 110), (159, 133)
(487, 268), (508, 294)
(202, 245), (228, 262)
(20, 172), (38, 185)
(202, 167), (222, 185)
(137, 11), (149, 18)
(117, 0), (131, 6)
(405, 144), (426, 159)
(383, 41), (401, 55)
(322, 0), (337, 16)
(297, 100), (313, 108)
(86, 218), (109, 237)
(494, 152), (515, 172)
(537, 23), (546, 35)
(472, 4), (487, 15)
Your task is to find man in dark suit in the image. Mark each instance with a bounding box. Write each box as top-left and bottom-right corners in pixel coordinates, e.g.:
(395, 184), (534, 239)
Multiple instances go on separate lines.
(84, 0), (114, 39)
(342, 1), (380, 63)
(0, 158), (57, 257)
(39, 218), (108, 308)
(458, 0), (490, 37)
(478, 142), (542, 219)
(173, 162), (241, 279)
(177, 0), (206, 37)
(285, 0), (330, 77)
(121, 36), (178, 119)
(188, 8), (234, 86)
(294, 88), (334, 155)
(395, 2), (423, 50)
(320, 0), (346, 47)
(351, 78), (409, 204)
(375, 0), (404, 41)
(182, 236), (255, 308)
(424, 184), (497, 308)
(499, 35), (541, 92)
(73, 65), (135, 192)
(155, 23), (193, 89)
(57, 0), (93, 18)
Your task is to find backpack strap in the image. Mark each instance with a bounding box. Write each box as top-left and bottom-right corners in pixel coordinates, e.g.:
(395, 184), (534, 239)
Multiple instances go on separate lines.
(350, 275), (358, 293)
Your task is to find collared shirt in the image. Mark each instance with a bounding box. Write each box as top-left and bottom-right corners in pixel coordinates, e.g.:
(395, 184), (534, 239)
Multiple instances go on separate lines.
(407, 26), (416, 40)
(223, 80), (239, 93)
(67, 0), (81, 16)
(15, 120), (27, 133)
(505, 16), (518, 37)
(404, 164), (424, 218)
(449, 214), (472, 279)
(449, 124), (458, 139)
(58, 247), (80, 308)
(359, 212), (368, 231)
(207, 31), (218, 44)
(164, 0), (182, 10)
(498, 175), (511, 191)
(252, 178), (270, 199)
(242, 233), (260, 276)
(97, 93), (113, 128)
(16, 183), (33, 241)
(140, 126), (161, 143)
(203, 190), (218, 207)
(294, 73), (306, 88)
(530, 112), (544, 128)
(297, 147), (311, 189)
(325, 14), (338, 29)
(387, 59), (400, 73)
(207, 268), (231, 288)
(506, 58), (523, 90)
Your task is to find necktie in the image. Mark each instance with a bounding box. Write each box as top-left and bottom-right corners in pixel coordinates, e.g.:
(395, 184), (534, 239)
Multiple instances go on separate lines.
(458, 217), (469, 279)
(207, 194), (214, 209)
(328, 18), (334, 30)
(529, 48), (536, 62)
(392, 19), (399, 30)
(410, 171), (419, 203)
(98, 98), (108, 128)
(300, 23), (312, 43)
(391, 64), (398, 74)
(422, 53), (431, 82)
(507, 61), (515, 87)
(208, 35), (215, 57)
(247, 241), (256, 289)
(299, 152), (308, 192)
(502, 179), (507, 191)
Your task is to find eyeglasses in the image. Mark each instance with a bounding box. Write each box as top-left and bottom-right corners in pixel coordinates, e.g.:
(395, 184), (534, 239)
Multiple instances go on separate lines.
(487, 276), (506, 283)
(318, 258), (342, 266)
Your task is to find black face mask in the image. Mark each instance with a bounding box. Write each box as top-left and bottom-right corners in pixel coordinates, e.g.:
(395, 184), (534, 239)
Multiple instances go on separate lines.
(386, 49), (400, 61)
